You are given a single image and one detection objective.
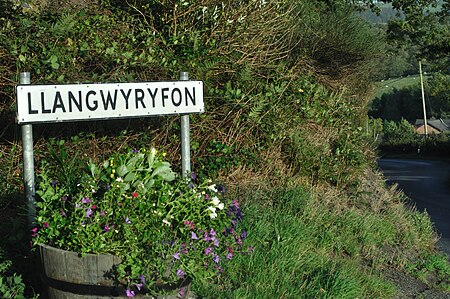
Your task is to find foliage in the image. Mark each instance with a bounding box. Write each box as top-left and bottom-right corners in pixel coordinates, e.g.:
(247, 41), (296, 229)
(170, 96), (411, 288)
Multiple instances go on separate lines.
(0, 248), (27, 299)
(372, 42), (419, 80)
(427, 72), (450, 117)
(370, 86), (423, 121)
(33, 145), (252, 295)
(381, 119), (418, 146)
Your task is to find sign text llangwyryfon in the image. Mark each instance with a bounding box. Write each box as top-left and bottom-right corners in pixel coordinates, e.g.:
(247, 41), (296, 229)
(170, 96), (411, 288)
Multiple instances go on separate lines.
(16, 81), (204, 124)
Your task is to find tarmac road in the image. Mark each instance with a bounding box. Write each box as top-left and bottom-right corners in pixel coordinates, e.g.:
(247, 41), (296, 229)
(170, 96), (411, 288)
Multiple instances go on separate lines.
(378, 158), (450, 257)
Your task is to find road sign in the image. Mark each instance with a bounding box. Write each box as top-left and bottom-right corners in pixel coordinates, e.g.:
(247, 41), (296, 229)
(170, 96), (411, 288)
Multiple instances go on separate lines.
(16, 80), (204, 124)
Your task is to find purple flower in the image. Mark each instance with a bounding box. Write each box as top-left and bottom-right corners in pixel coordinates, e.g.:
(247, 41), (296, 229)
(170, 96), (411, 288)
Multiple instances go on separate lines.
(213, 254), (220, 264)
(103, 224), (109, 232)
(125, 289), (135, 297)
(241, 230), (247, 240)
(205, 247), (213, 255)
(209, 228), (216, 237)
(248, 245), (255, 254)
(181, 243), (188, 254)
(179, 287), (186, 298)
(81, 197), (91, 204)
(225, 227), (234, 236)
(226, 252), (233, 260)
(173, 252), (180, 260)
(140, 274), (146, 284)
(190, 172), (197, 181)
(100, 210), (106, 217)
(231, 219), (237, 228)
(191, 232), (198, 240)
(188, 182), (195, 189)
(218, 184), (226, 193)
(135, 283), (143, 291)
(232, 199), (239, 208)
(132, 148), (139, 154)
(204, 193), (210, 200)
(213, 237), (219, 247)
(125, 217), (131, 224)
(176, 269), (186, 278)
(51, 179), (57, 187)
(203, 231), (211, 242)
(86, 208), (93, 218)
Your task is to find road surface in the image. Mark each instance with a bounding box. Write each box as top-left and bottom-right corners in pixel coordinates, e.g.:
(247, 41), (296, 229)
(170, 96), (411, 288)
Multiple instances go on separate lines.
(377, 158), (450, 257)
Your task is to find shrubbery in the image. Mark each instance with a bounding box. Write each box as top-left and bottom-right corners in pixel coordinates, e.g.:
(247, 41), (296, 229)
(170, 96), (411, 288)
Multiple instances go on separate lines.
(0, 0), (381, 188)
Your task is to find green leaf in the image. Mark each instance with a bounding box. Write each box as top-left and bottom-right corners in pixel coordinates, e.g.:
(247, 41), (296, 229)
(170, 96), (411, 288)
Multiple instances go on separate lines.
(151, 165), (172, 178)
(160, 171), (175, 182)
(116, 164), (128, 177)
(124, 171), (137, 182)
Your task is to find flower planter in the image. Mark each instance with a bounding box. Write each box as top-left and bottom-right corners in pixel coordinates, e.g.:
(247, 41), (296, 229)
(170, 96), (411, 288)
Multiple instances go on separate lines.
(38, 244), (127, 298)
(38, 244), (195, 298)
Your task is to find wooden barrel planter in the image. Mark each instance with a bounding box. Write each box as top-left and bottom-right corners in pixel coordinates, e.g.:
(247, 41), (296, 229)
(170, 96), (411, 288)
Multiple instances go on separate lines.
(38, 244), (127, 298)
(38, 244), (195, 299)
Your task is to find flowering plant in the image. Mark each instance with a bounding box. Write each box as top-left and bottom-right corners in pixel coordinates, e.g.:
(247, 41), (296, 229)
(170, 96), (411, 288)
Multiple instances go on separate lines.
(33, 147), (251, 296)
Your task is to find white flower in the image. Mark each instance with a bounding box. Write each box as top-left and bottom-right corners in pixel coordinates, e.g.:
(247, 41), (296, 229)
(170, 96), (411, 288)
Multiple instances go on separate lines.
(208, 206), (218, 219)
(208, 184), (218, 193)
(116, 177), (123, 182)
(211, 196), (220, 205)
(151, 148), (157, 156)
(162, 219), (171, 226)
(217, 203), (224, 210)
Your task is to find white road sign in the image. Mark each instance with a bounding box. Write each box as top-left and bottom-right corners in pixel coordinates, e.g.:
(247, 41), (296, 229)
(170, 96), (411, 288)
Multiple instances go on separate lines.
(16, 81), (204, 124)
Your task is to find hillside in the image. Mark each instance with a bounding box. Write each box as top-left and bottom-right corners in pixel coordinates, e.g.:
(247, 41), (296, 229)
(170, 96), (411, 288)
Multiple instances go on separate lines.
(1, 0), (449, 298)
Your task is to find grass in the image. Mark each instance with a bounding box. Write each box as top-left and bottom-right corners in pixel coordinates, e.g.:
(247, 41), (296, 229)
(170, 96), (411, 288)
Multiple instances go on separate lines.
(373, 75), (427, 99)
(193, 181), (448, 298)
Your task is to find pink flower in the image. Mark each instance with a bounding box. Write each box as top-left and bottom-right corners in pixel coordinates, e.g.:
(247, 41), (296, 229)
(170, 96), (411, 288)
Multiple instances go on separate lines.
(43, 222), (49, 228)
(31, 227), (38, 237)
(125, 289), (135, 297)
(179, 287), (186, 298)
(176, 269), (186, 278)
(183, 220), (195, 229)
(132, 191), (138, 198)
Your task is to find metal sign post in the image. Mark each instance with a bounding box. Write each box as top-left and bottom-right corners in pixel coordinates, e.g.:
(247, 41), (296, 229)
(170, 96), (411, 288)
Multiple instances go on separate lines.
(19, 72), (35, 228)
(180, 72), (191, 178)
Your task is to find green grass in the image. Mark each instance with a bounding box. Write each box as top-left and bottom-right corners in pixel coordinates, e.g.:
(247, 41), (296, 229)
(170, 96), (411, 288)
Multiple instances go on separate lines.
(193, 187), (400, 298)
(373, 75), (427, 99)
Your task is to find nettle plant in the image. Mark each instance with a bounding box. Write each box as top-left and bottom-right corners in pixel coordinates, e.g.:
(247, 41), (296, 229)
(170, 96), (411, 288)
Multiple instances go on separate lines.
(33, 147), (252, 296)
